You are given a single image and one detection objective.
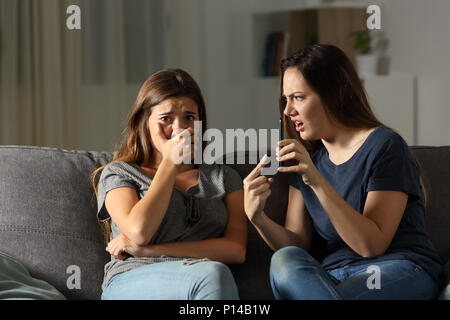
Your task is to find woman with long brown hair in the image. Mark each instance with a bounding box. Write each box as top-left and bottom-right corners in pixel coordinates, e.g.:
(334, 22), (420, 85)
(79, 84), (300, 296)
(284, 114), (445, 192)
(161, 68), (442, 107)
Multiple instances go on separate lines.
(243, 44), (444, 299)
(91, 69), (246, 300)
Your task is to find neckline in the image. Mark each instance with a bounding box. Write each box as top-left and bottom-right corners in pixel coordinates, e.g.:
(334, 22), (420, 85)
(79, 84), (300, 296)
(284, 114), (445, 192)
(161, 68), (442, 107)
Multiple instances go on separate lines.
(132, 163), (202, 196)
(323, 126), (382, 168)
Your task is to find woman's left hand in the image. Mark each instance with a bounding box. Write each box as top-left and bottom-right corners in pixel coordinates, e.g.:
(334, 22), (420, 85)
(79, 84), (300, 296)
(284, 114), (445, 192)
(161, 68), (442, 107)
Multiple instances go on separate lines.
(106, 233), (145, 260)
(277, 139), (321, 187)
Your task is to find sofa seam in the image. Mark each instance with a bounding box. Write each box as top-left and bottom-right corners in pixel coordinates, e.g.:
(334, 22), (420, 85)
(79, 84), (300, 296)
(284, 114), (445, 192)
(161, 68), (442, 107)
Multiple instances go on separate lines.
(0, 145), (112, 156)
(0, 224), (102, 243)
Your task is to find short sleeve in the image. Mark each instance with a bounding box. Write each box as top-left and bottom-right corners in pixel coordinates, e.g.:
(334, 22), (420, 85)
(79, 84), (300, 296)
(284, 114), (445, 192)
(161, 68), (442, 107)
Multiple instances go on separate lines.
(367, 134), (422, 199)
(222, 165), (243, 195)
(96, 162), (138, 222)
(288, 172), (302, 191)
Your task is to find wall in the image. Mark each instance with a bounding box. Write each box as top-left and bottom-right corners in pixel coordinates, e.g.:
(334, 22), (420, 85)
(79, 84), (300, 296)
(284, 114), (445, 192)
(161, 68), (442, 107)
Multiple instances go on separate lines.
(381, 0), (450, 145)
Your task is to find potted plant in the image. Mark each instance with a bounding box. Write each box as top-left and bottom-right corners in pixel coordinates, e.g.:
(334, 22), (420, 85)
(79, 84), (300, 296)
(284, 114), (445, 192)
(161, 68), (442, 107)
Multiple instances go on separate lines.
(351, 30), (378, 77)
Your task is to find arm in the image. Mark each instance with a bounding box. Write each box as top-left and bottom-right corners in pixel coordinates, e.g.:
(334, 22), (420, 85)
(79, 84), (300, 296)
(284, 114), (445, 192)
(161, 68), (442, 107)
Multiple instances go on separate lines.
(105, 159), (177, 246)
(107, 189), (248, 264)
(105, 126), (193, 246)
(251, 186), (313, 252)
(311, 178), (407, 257)
(243, 155), (314, 252)
(278, 139), (408, 258)
(141, 189), (247, 264)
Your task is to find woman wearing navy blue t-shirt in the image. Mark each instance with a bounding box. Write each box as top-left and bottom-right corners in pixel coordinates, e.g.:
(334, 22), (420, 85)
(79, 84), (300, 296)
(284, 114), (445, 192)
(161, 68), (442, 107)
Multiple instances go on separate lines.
(243, 44), (444, 299)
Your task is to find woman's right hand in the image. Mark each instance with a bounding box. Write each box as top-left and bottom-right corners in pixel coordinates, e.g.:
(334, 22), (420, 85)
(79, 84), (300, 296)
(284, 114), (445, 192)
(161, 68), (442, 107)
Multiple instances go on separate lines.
(157, 124), (194, 168)
(243, 155), (274, 222)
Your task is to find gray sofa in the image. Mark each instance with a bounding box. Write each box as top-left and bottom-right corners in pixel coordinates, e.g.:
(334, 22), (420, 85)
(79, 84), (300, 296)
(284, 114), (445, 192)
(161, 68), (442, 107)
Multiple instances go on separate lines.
(0, 145), (448, 300)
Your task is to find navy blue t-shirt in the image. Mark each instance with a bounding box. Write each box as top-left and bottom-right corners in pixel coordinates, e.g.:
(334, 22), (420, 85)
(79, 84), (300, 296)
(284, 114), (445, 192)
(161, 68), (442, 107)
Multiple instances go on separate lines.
(288, 126), (444, 287)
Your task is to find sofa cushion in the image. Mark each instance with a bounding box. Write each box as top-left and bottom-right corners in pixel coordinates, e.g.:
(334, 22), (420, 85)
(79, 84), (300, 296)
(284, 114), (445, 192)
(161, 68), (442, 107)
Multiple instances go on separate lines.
(0, 146), (112, 300)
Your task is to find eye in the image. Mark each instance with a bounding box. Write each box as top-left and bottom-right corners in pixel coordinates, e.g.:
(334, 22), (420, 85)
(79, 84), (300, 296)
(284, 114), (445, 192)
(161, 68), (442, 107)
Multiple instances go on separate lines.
(186, 115), (195, 121)
(160, 116), (171, 122)
(294, 95), (304, 101)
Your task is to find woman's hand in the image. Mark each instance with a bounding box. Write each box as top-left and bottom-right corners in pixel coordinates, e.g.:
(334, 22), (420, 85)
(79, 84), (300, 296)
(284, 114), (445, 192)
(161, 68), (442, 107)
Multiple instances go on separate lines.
(277, 139), (321, 187)
(106, 233), (145, 260)
(243, 155), (274, 222)
(157, 124), (194, 168)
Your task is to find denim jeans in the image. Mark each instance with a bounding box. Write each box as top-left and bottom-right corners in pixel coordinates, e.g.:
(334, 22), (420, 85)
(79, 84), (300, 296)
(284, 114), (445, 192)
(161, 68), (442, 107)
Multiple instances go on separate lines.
(270, 246), (438, 300)
(101, 260), (239, 300)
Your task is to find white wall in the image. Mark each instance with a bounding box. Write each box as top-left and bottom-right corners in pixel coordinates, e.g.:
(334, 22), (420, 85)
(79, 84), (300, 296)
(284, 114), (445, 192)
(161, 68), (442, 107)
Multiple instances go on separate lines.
(381, 0), (450, 145)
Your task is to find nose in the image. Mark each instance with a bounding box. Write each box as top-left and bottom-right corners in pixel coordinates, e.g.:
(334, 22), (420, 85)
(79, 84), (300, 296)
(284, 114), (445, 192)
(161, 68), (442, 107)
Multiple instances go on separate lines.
(170, 117), (189, 138)
(283, 99), (296, 118)
(171, 117), (187, 130)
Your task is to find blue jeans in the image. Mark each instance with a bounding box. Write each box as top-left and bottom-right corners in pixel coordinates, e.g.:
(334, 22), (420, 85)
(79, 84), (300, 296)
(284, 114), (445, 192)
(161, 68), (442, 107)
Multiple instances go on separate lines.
(270, 246), (438, 300)
(101, 260), (239, 300)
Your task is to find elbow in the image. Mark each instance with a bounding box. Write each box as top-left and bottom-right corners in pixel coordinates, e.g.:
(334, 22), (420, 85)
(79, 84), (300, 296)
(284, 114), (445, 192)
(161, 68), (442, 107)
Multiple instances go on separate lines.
(133, 235), (150, 247)
(235, 249), (246, 264)
(359, 245), (386, 258)
(223, 240), (246, 264)
(232, 244), (247, 264)
(128, 227), (152, 246)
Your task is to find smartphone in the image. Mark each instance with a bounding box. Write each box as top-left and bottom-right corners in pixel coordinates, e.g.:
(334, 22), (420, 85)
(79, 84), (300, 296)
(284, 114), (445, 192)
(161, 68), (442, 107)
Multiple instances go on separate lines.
(279, 117), (284, 167)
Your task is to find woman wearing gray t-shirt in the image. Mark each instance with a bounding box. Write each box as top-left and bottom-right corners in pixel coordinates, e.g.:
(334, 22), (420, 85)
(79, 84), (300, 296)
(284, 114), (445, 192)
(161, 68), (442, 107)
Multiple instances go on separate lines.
(91, 69), (246, 300)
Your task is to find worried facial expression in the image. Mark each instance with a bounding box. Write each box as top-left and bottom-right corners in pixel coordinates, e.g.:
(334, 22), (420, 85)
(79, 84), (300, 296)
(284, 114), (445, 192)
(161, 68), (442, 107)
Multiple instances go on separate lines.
(148, 96), (200, 153)
(282, 67), (331, 141)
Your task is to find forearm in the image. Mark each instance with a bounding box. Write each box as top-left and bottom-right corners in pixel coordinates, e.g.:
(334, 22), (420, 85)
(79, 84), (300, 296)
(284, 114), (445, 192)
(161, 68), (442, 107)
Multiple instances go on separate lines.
(311, 175), (384, 257)
(128, 159), (177, 245)
(251, 212), (311, 252)
(139, 238), (246, 264)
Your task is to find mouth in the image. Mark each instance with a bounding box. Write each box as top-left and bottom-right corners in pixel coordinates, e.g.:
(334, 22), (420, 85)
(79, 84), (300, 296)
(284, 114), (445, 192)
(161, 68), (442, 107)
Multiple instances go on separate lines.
(293, 119), (304, 132)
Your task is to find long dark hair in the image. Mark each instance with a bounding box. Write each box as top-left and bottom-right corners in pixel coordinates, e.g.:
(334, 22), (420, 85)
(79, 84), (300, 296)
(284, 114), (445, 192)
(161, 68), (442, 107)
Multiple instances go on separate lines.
(279, 44), (385, 151)
(91, 68), (207, 243)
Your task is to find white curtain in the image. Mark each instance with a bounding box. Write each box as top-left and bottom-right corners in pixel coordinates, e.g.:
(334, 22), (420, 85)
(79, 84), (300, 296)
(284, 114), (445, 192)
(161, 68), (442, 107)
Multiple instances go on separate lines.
(0, 0), (165, 151)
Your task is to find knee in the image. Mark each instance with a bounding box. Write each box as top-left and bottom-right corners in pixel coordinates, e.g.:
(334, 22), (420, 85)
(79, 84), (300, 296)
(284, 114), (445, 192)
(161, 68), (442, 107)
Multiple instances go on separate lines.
(270, 246), (311, 284)
(271, 246), (309, 270)
(201, 261), (234, 282)
(195, 261), (239, 299)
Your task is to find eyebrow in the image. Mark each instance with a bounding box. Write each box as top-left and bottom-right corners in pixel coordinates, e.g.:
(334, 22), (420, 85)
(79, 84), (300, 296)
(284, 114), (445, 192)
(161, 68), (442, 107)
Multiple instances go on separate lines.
(282, 91), (305, 98)
(158, 110), (197, 116)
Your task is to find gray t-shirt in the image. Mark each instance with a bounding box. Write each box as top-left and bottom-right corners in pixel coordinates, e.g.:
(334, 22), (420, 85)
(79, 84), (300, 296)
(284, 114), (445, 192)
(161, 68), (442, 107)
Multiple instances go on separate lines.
(96, 161), (243, 290)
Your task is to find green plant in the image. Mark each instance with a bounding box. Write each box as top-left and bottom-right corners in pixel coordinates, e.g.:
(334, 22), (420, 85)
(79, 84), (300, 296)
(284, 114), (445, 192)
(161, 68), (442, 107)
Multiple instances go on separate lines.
(351, 30), (372, 54)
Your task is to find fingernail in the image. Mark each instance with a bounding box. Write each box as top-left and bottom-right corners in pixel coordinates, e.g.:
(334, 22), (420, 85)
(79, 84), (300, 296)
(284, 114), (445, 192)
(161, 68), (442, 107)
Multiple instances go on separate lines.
(261, 154), (269, 164)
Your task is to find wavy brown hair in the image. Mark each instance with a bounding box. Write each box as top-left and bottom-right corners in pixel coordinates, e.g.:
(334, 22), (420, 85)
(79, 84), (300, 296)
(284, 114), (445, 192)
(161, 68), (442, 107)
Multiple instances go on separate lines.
(278, 44), (385, 152)
(91, 69), (207, 243)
